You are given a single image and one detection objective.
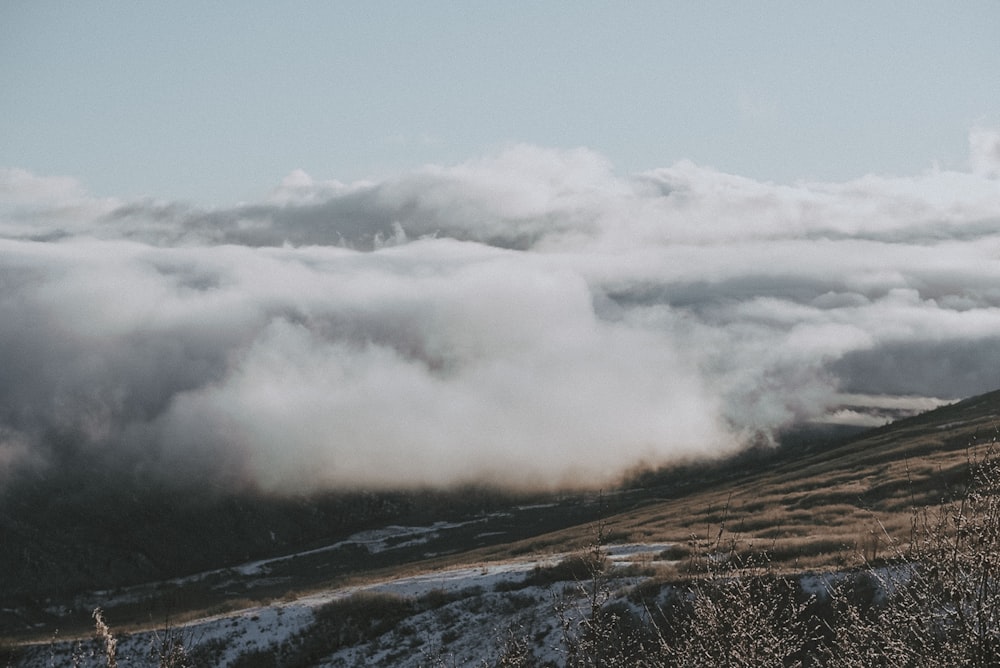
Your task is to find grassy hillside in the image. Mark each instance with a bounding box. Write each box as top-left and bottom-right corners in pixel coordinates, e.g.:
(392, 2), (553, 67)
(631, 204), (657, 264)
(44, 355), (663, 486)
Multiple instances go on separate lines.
(2, 389), (997, 642)
(479, 389), (1000, 572)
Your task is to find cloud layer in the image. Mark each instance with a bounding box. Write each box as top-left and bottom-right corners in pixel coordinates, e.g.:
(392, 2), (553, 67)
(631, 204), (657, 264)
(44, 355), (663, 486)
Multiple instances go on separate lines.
(2, 133), (999, 491)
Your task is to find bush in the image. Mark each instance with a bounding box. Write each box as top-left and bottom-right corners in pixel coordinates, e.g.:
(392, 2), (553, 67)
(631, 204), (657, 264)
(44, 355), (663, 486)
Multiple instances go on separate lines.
(821, 439), (1000, 667)
(278, 592), (421, 667)
(539, 435), (1000, 667)
(524, 552), (607, 588)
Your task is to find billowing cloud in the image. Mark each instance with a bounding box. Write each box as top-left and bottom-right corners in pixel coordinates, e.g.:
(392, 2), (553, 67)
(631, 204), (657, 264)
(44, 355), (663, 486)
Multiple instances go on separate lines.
(2, 131), (999, 492)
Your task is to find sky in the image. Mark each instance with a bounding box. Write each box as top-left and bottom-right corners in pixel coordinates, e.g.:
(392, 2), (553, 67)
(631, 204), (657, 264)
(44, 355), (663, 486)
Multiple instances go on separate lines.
(3, 2), (999, 204)
(1, 3), (1000, 492)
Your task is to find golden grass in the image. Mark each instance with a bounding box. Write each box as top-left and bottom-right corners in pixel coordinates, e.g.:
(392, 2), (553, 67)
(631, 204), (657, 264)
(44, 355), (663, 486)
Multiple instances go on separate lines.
(457, 392), (1000, 574)
(17, 393), (997, 649)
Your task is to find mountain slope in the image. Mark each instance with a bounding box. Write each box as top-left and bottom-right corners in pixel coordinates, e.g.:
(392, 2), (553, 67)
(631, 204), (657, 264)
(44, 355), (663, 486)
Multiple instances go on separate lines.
(2, 389), (998, 644)
(524, 388), (1000, 572)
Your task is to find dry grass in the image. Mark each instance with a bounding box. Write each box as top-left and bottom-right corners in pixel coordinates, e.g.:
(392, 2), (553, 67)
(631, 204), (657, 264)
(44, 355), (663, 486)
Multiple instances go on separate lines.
(9, 393), (999, 663)
(493, 394), (1000, 575)
(538, 433), (1000, 666)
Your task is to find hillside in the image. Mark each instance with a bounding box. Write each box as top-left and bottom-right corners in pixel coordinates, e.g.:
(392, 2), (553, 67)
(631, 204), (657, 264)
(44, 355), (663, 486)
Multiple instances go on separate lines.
(547, 388), (1000, 572)
(3, 389), (999, 662)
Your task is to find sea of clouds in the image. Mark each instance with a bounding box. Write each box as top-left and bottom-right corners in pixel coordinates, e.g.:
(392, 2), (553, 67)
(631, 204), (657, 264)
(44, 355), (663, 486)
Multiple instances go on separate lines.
(2, 129), (999, 491)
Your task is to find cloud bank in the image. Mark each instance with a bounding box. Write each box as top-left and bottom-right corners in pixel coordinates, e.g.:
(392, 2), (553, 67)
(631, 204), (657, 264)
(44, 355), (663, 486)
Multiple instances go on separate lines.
(2, 133), (999, 491)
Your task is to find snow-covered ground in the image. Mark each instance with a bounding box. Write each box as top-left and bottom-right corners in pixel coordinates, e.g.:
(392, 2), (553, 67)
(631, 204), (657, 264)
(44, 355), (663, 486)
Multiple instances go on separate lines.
(232, 519), (479, 577)
(13, 528), (917, 668)
(43, 518), (492, 616)
(15, 541), (675, 667)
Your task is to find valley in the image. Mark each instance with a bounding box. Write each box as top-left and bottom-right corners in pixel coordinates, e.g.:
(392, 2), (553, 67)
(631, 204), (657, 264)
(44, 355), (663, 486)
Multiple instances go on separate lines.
(4, 389), (1000, 665)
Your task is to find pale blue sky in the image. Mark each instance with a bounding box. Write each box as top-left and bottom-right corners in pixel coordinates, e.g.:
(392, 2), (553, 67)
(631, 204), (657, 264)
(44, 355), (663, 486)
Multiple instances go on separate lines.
(3, 1), (999, 205)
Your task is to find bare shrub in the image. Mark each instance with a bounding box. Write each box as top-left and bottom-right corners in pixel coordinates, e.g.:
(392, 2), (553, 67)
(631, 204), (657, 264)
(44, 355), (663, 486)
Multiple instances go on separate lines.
(823, 437), (1000, 667)
(277, 591), (420, 667)
(554, 436), (1000, 666)
(550, 521), (655, 667)
(651, 543), (814, 667)
(92, 608), (118, 668)
(484, 624), (536, 668)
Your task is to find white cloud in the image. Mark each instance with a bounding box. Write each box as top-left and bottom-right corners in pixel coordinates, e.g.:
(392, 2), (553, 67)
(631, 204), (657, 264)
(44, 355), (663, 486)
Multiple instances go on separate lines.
(2, 129), (999, 491)
(0, 168), (119, 237)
